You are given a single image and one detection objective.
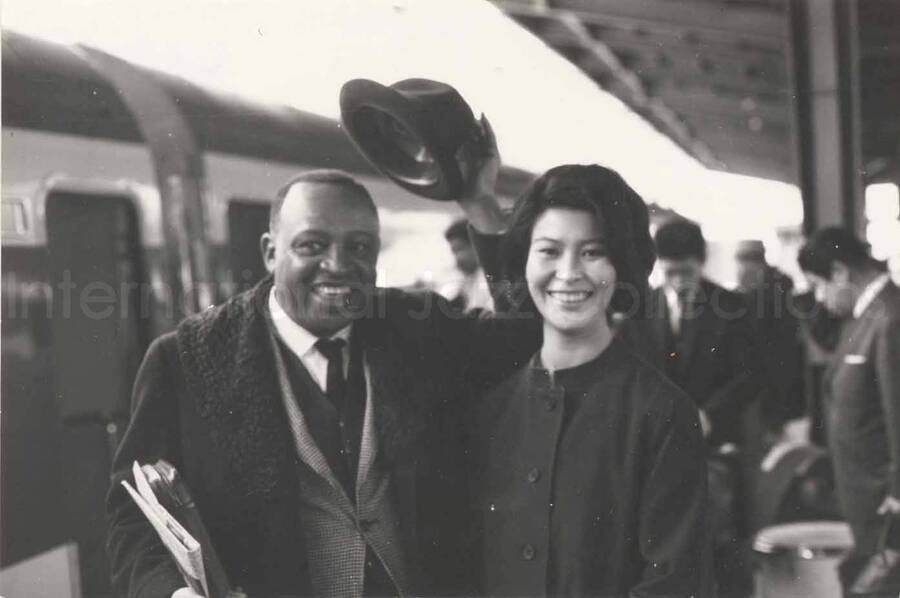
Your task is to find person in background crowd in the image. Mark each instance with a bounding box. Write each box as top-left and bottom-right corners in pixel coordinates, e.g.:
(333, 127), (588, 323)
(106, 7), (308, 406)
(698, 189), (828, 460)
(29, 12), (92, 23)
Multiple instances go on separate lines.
(798, 228), (900, 567)
(649, 219), (760, 597)
(106, 166), (540, 598)
(650, 219), (760, 448)
(471, 164), (712, 597)
(440, 217), (495, 312)
(735, 240), (805, 435)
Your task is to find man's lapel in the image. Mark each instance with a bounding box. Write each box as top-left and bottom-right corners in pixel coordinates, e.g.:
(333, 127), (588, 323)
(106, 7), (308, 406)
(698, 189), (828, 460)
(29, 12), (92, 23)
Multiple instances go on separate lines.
(675, 287), (709, 378)
(177, 277), (299, 507)
(357, 305), (435, 555)
(823, 286), (890, 385)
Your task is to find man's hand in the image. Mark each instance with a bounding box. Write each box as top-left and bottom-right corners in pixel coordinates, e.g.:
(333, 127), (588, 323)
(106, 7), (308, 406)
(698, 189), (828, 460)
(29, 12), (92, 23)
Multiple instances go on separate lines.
(455, 115), (507, 233)
(172, 588), (203, 598)
(877, 495), (900, 516)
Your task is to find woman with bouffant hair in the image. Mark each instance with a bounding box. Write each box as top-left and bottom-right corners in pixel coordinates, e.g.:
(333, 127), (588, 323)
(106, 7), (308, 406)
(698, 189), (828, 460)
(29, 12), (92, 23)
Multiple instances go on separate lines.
(471, 164), (712, 597)
(498, 164), (656, 319)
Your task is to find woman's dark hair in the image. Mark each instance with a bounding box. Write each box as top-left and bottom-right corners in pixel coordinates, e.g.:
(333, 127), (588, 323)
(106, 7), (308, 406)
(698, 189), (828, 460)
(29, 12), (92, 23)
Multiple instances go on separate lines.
(499, 164), (655, 318)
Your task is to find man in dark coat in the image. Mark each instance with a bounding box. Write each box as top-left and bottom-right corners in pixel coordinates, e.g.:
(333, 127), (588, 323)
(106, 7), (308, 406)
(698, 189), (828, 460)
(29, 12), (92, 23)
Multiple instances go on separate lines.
(106, 169), (538, 597)
(649, 219), (760, 448)
(735, 240), (805, 432)
(648, 219), (760, 596)
(798, 228), (900, 559)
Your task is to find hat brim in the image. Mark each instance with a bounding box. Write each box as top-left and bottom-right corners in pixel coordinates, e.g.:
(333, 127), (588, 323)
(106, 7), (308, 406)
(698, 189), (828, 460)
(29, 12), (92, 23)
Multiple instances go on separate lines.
(340, 79), (466, 201)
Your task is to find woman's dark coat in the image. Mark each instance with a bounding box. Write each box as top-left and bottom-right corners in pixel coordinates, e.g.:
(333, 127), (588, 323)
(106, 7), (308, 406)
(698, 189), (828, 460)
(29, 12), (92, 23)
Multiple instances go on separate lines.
(474, 338), (713, 597)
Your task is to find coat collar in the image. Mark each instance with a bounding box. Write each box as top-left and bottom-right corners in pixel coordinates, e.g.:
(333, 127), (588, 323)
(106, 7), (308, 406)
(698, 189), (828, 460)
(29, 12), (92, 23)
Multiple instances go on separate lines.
(174, 277), (431, 506)
(852, 273), (891, 319)
(825, 282), (899, 384)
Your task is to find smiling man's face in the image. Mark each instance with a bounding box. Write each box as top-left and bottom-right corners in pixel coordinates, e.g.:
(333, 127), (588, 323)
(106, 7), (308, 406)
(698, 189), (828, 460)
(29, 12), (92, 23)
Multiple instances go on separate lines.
(262, 181), (380, 336)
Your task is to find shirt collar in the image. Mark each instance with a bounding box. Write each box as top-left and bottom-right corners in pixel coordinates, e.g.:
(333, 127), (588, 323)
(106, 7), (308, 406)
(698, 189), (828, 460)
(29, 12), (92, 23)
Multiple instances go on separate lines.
(664, 286), (679, 308)
(664, 285), (695, 308)
(852, 273), (890, 319)
(268, 287), (351, 359)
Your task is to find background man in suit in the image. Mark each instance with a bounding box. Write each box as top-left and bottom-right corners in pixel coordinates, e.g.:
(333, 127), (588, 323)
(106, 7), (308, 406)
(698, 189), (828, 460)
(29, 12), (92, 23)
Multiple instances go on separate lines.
(735, 240), (805, 434)
(649, 219), (762, 596)
(649, 219), (760, 448)
(106, 168), (538, 597)
(439, 218), (495, 312)
(798, 227), (900, 558)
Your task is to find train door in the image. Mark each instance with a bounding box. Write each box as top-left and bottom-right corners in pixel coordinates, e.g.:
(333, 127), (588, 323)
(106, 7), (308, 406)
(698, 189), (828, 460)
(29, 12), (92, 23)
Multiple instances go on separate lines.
(227, 199), (271, 294)
(2, 185), (149, 597)
(46, 188), (148, 598)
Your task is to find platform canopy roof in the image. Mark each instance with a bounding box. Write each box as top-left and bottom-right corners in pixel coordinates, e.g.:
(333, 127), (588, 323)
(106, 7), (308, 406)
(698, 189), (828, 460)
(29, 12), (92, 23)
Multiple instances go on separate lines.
(491, 0), (899, 185)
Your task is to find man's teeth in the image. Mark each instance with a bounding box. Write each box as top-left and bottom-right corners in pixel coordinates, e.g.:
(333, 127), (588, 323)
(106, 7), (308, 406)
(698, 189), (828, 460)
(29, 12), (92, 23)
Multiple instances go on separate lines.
(548, 290), (591, 303)
(316, 284), (351, 297)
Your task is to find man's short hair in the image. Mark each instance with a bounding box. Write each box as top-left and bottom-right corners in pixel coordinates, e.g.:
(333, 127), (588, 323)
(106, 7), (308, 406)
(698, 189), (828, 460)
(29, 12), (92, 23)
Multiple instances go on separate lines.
(270, 169), (377, 230)
(444, 218), (470, 243)
(735, 239), (766, 262)
(654, 218), (707, 261)
(798, 227), (875, 278)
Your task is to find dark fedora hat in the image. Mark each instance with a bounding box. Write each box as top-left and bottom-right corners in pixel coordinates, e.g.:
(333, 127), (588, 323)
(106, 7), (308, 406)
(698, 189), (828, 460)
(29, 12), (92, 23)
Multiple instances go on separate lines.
(340, 78), (478, 200)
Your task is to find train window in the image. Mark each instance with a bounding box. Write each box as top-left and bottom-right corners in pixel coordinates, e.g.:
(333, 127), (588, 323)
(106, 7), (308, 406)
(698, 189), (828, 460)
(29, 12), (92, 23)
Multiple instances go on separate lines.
(1, 234), (64, 570)
(227, 199), (271, 293)
(2, 197), (29, 235)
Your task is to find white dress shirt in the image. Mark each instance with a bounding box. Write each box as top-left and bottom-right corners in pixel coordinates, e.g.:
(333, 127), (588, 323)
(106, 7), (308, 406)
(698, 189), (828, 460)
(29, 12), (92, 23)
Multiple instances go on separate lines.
(852, 273), (891, 319)
(268, 288), (351, 391)
(664, 286), (683, 335)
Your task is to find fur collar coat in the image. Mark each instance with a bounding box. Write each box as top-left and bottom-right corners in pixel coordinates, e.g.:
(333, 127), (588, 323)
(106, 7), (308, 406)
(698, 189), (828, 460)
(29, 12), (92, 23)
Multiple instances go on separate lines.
(107, 276), (532, 597)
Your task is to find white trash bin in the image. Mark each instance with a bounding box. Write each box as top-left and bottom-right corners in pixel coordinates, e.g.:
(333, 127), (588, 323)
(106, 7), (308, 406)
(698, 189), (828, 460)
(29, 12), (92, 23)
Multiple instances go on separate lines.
(753, 521), (854, 598)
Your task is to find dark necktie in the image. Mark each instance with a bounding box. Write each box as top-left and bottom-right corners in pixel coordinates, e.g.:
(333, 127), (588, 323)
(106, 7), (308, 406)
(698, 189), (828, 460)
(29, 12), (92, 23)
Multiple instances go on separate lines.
(316, 338), (397, 596)
(315, 338), (347, 416)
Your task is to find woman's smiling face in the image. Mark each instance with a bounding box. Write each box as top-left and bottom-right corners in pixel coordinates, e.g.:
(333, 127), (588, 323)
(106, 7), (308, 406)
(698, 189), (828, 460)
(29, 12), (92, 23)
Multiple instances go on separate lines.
(526, 207), (617, 336)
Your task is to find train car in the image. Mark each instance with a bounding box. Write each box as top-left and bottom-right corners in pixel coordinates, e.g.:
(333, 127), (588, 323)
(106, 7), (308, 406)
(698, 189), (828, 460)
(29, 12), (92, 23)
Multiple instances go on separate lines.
(0, 30), (533, 597)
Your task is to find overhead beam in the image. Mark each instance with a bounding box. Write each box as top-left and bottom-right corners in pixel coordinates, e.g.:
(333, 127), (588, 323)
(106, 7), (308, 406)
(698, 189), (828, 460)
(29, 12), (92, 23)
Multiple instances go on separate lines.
(592, 28), (786, 66)
(654, 84), (790, 125)
(527, 19), (789, 97)
(497, 0), (786, 44)
(509, 8), (720, 168)
(585, 18), (785, 57)
(711, 152), (796, 182)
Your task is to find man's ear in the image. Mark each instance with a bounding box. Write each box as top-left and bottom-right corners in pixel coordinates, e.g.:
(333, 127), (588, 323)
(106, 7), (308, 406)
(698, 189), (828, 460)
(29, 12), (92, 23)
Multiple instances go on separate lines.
(830, 260), (850, 283)
(261, 232), (276, 274)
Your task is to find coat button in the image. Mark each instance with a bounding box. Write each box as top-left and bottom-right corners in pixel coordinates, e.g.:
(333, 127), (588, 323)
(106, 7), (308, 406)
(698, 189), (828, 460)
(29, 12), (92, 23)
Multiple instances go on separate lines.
(526, 468), (541, 483)
(522, 543), (536, 560)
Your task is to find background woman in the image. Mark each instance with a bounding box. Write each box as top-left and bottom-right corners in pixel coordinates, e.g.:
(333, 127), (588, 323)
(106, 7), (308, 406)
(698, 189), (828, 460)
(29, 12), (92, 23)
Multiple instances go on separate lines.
(462, 162), (712, 597)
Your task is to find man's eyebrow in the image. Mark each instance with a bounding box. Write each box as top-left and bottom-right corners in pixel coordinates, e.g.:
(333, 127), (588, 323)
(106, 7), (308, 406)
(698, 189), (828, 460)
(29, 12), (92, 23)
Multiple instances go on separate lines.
(290, 230), (329, 241)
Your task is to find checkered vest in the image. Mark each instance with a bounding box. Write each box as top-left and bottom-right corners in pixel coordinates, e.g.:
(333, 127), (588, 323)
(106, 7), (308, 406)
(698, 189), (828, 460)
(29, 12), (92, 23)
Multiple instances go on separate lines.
(268, 330), (409, 597)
